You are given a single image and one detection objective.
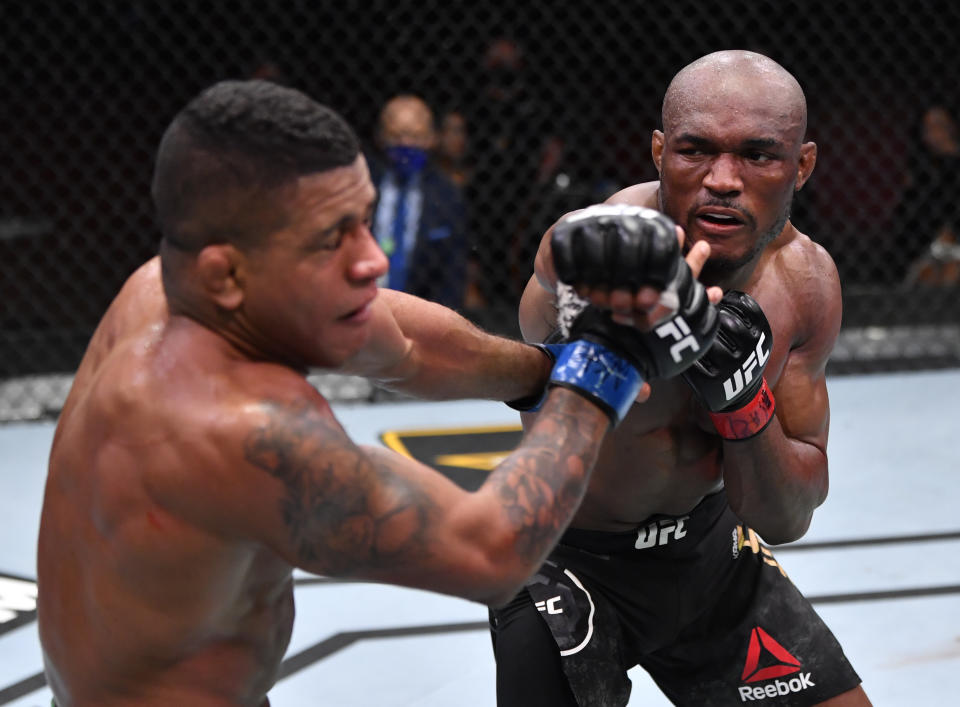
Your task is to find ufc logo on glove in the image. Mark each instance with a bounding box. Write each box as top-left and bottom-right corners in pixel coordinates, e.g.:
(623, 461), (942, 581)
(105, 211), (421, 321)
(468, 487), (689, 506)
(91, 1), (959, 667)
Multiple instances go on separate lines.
(722, 333), (770, 402)
(654, 317), (702, 364)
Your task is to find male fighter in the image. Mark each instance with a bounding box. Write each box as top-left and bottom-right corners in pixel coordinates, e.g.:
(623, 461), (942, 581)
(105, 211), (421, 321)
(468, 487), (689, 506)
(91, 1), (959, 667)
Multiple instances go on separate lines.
(36, 79), (718, 706)
(490, 51), (873, 706)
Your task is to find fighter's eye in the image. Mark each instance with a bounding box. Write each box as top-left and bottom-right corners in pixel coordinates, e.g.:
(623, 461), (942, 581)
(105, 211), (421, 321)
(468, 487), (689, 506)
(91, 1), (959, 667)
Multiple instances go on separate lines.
(313, 228), (344, 251)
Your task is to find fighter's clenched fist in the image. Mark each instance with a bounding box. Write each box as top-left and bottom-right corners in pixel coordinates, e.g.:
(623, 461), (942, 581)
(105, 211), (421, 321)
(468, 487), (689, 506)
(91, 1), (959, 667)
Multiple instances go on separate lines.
(545, 204), (720, 330)
(551, 205), (720, 382)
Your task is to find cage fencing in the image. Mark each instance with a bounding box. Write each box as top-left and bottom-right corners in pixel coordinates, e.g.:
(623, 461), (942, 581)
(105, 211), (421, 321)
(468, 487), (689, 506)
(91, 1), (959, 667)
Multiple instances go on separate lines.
(3, 0), (960, 420)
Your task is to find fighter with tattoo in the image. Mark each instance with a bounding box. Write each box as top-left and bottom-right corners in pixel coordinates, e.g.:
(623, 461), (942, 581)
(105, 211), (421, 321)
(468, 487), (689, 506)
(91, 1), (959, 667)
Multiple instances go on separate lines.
(37, 81), (718, 706)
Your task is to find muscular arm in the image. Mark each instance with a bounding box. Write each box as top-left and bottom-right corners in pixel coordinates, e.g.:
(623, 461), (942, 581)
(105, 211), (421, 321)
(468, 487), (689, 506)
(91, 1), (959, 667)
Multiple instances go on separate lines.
(232, 383), (610, 606)
(721, 246), (842, 544)
(340, 288), (551, 402)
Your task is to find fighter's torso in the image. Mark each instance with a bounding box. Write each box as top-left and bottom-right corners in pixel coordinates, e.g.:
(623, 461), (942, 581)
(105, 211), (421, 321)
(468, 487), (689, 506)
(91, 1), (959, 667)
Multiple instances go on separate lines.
(528, 188), (813, 532)
(566, 376), (724, 530)
(39, 258), (299, 706)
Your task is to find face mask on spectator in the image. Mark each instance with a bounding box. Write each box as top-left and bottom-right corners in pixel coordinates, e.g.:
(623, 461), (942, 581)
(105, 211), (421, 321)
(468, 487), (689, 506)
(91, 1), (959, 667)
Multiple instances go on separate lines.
(387, 145), (428, 179)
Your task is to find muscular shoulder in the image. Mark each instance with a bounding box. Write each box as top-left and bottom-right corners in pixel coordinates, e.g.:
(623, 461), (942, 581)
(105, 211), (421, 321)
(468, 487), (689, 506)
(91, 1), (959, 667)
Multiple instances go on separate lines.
(761, 228), (842, 357)
(147, 364), (349, 521)
(216, 365), (342, 452)
(604, 181), (660, 208)
(81, 258), (166, 365)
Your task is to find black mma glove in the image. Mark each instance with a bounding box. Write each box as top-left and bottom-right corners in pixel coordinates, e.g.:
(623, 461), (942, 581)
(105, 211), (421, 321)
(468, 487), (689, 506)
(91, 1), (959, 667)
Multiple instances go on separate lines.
(553, 204), (719, 381)
(552, 204), (680, 290)
(681, 291), (776, 440)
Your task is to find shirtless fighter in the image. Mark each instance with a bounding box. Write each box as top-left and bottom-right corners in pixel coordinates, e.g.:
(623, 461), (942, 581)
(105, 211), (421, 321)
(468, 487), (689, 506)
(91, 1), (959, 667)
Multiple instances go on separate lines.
(36, 80), (719, 706)
(490, 51), (873, 705)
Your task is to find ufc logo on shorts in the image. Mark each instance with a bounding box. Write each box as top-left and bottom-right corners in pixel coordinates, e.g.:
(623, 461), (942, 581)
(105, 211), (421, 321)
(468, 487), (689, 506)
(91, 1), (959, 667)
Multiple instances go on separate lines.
(635, 516), (689, 549)
(655, 316), (700, 363)
(535, 595), (563, 615)
(723, 333), (770, 401)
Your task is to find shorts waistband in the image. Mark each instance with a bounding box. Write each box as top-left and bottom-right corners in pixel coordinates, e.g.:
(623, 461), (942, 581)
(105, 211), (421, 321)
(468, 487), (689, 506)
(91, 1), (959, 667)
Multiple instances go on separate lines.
(558, 490), (729, 556)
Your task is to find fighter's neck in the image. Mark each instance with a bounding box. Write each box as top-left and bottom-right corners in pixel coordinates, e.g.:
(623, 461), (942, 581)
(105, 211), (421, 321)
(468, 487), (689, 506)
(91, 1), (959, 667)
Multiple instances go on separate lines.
(167, 307), (309, 375)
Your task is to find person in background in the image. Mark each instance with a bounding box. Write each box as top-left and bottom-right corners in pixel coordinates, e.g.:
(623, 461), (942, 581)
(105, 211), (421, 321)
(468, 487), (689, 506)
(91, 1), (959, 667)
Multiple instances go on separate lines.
(436, 109), (473, 190)
(368, 94), (468, 309)
(896, 104), (960, 285)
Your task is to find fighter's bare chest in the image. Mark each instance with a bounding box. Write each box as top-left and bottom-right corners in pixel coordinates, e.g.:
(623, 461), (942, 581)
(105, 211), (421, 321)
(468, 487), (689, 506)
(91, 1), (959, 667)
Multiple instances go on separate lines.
(574, 379), (723, 524)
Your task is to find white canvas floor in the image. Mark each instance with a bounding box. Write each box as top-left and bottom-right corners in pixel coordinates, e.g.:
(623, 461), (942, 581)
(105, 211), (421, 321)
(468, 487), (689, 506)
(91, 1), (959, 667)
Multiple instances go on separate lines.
(1, 370), (958, 706)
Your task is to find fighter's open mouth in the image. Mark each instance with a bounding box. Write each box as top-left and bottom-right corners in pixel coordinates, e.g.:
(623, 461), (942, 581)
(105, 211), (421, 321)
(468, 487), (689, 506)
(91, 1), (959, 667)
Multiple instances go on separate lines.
(701, 213), (742, 224)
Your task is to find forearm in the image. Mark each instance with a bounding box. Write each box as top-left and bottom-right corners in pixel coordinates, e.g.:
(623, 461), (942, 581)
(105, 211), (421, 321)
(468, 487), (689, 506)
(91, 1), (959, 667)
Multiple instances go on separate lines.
(465, 387), (610, 605)
(721, 418), (829, 544)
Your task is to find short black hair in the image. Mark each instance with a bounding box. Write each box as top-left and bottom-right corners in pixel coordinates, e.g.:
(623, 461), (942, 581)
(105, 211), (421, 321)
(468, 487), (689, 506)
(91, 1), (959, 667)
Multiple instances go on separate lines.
(152, 80), (360, 250)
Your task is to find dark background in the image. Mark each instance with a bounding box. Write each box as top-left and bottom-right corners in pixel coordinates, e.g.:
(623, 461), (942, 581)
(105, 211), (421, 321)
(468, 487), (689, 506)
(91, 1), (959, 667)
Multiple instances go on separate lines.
(3, 0), (959, 383)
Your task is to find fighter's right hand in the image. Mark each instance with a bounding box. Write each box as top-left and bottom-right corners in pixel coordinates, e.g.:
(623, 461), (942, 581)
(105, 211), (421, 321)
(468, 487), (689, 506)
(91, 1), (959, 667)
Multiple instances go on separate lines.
(551, 204), (681, 327)
(552, 204), (681, 292)
(552, 205), (720, 381)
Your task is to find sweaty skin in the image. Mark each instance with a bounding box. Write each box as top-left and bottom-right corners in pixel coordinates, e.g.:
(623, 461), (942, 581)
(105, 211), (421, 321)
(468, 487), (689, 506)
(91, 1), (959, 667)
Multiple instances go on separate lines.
(522, 52), (841, 543)
(526, 187), (838, 530)
(38, 131), (719, 706)
(37, 155), (624, 706)
(518, 50), (870, 707)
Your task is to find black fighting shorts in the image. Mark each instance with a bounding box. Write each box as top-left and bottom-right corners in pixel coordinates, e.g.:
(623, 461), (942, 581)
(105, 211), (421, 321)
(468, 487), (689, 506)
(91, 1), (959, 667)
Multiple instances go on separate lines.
(490, 491), (862, 706)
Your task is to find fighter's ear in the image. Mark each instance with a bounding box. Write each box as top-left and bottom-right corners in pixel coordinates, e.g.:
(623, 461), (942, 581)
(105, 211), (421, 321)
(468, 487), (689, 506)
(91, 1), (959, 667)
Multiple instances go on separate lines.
(651, 130), (665, 174)
(196, 243), (245, 311)
(795, 141), (817, 191)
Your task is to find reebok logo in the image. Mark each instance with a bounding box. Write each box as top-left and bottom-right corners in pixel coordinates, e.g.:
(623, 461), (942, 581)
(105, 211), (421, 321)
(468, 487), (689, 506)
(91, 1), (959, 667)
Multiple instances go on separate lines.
(738, 674), (815, 701)
(722, 333), (770, 401)
(737, 626), (815, 702)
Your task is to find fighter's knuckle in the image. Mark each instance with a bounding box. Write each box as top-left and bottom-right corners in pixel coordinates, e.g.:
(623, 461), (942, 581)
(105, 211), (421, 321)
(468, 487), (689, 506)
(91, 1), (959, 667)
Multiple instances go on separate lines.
(550, 204), (681, 291)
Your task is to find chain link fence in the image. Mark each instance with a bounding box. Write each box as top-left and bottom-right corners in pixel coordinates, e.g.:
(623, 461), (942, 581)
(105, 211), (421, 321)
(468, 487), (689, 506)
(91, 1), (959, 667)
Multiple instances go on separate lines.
(3, 0), (960, 421)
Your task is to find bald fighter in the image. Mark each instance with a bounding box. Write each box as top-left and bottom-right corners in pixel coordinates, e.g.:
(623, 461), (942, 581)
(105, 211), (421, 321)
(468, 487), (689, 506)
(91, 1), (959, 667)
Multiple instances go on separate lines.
(36, 80), (718, 706)
(490, 51), (873, 706)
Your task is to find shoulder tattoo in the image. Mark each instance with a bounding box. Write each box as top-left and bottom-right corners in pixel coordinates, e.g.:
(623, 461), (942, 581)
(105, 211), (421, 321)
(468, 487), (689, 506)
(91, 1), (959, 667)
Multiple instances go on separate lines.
(243, 400), (435, 574)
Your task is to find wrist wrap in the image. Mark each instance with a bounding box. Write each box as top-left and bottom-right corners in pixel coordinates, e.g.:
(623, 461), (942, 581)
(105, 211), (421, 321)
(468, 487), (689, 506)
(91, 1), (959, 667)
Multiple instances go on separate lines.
(548, 340), (643, 426)
(708, 377), (776, 440)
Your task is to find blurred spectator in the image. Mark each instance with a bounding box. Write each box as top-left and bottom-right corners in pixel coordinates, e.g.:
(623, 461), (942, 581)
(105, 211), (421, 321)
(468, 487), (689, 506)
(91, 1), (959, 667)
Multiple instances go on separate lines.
(435, 109), (473, 189)
(464, 37), (567, 323)
(247, 57), (288, 84)
(433, 108), (491, 311)
(367, 94), (468, 309)
(894, 104), (960, 285)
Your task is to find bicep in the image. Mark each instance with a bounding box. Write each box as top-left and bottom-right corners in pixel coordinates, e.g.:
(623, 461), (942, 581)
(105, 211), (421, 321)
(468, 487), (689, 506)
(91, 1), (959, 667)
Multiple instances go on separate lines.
(337, 288), (413, 378)
(236, 398), (449, 578)
(234, 398), (508, 594)
(519, 275), (558, 343)
(772, 247), (842, 450)
(772, 354), (830, 451)
(337, 288), (471, 382)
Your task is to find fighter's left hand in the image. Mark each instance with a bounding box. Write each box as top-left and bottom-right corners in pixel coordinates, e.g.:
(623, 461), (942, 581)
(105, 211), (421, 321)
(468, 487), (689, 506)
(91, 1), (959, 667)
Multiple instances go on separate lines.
(550, 204), (723, 330)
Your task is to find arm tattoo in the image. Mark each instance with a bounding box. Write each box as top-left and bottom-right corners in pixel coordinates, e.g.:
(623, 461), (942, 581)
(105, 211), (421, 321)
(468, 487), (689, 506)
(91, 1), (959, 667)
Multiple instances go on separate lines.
(243, 400), (435, 574)
(490, 407), (597, 562)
